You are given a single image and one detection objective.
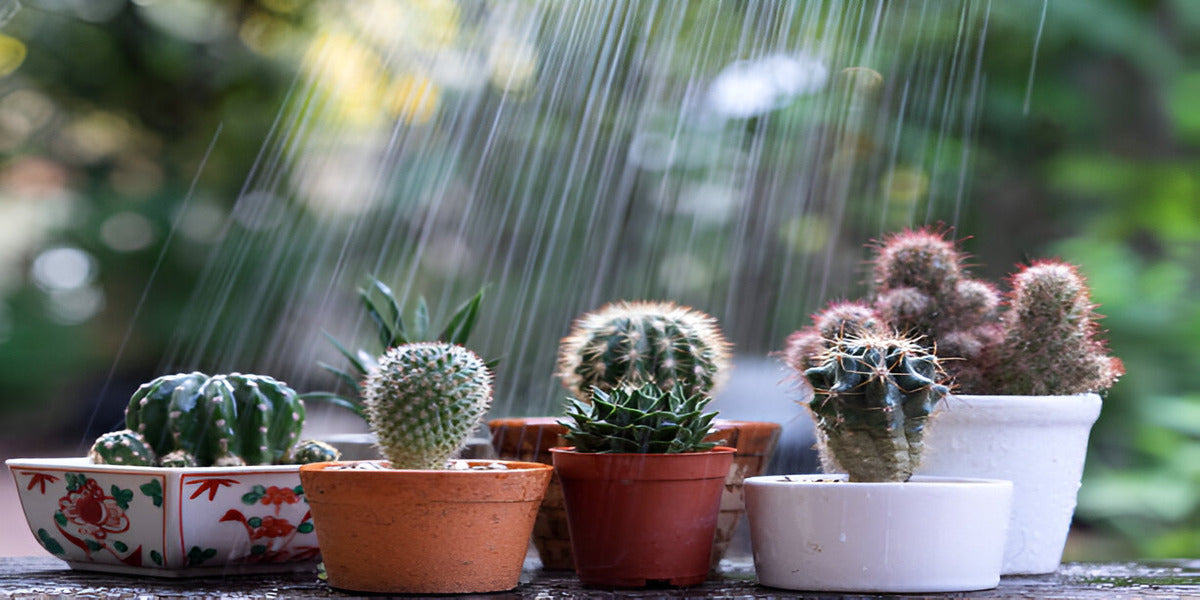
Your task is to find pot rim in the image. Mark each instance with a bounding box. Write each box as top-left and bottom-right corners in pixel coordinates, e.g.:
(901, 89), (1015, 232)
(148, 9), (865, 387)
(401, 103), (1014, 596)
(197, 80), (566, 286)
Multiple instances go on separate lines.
(298, 458), (554, 474)
(6, 456), (302, 473)
(745, 473), (1013, 489)
(548, 445), (736, 457)
(946, 392), (1102, 403)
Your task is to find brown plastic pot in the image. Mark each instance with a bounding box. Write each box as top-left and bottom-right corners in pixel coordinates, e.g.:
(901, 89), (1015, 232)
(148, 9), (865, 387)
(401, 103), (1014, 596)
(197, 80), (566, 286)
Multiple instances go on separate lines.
(299, 460), (552, 594)
(488, 417), (572, 569)
(550, 446), (735, 587)
(705, 420), (782, 567)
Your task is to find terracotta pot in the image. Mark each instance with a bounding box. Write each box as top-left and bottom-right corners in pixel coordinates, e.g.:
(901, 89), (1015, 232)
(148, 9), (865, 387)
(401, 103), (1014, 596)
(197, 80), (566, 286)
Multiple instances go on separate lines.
(487, 418), (572, 569)
(550, 446), (734, 587)
(705, 420), (781, 567)
(299, 460), (552, 594)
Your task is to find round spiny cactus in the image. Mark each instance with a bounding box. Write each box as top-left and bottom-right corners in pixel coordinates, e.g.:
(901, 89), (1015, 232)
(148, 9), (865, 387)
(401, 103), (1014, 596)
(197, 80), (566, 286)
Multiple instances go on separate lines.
(287, 439), (342, 464)
(363, 342), (493, 470)
(802, 331), (948, 483)
(88, 429), (157, 466)
(561, 383), (719, 454)
(556, 301), (731, 402)
(782, 300), (883, 374)
(125, 372), (305, 467)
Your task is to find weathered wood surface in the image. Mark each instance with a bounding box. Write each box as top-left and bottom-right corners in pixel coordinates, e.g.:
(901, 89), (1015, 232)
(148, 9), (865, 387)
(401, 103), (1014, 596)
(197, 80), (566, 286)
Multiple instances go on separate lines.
(2, 556), (1198, 599)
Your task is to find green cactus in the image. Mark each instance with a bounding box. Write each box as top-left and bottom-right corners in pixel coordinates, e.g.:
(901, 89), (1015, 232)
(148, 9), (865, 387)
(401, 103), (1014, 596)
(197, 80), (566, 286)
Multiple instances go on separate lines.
(802, 332), (948, 482)
(125, 372), (305, 467)
(561, 383), (719, 454)
(286, 439), (342, 464)
(782, 300), (883, 373)
(994, 260), (1125, 395)
(556, 301), (731, 402)
(362, 342), (493, 470)
(307, 276), (490, 420)
(88, 429), (157, 466)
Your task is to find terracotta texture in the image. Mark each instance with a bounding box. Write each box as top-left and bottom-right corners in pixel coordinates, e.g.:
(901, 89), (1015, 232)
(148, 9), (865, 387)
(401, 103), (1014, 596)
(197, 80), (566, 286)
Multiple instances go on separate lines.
(299, 460), (552, 594)
(551, 447), (734, 587)
(488, 418), (572, 569)
(705, 420), (781, 567)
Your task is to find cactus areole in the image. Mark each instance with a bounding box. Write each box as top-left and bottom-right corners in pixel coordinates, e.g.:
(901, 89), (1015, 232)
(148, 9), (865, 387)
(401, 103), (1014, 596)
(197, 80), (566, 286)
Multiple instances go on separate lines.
(804, 333), (948, 483)
(362, 342), (493, 470)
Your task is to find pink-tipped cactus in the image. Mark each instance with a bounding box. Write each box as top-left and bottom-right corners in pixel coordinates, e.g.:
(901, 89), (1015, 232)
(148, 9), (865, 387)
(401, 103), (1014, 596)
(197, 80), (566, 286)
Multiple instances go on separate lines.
(782, 300), (883, 373)
(993, 260), (1125, 395)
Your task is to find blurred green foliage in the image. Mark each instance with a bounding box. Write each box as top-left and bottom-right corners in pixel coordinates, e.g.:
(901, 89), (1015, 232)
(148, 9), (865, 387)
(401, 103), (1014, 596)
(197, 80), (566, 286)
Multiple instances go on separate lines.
(0, 0), (1196, 559)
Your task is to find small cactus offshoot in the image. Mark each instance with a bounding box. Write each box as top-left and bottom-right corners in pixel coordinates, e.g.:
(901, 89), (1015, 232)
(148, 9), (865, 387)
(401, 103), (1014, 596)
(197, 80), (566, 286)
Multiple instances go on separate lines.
(308, 277), (490, 419)
(556, 301), (731, 401)
(89, 372), (339, 467)
(561, 383), (719, 454)
(362, 342), (493, 470)
(802, 332), (948, 483)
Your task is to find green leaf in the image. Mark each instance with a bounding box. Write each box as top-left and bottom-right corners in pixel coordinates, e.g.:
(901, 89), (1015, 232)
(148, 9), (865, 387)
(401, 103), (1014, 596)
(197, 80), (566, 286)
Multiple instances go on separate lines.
(140, 480), (164, 508)
(315, 362), (362, 395)
(298, 392), (367, 419)
(320, 332), (368, 376)
(439, 286), (486, 345)
(37, 529), (64, 555)
(414, 296), (430, 341)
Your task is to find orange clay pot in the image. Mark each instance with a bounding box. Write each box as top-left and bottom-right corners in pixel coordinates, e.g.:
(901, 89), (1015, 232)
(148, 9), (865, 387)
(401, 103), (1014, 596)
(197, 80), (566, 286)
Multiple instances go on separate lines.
(705, 420), (782, 567)
(550, 446), (735, 587)
(299, 460), (552, 594)
(488, 417), (572, 569)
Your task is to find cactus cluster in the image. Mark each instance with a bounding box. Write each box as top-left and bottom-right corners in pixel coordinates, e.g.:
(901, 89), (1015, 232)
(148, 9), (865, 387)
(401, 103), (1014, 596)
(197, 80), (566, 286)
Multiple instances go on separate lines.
(803, 332), (948, 482)
(561, 383), (719, 454)
(785, 227), (1122, 397)
(88, 372), (339, 467)
(362, 342), (493, 470)
(556, 301), (731, 401)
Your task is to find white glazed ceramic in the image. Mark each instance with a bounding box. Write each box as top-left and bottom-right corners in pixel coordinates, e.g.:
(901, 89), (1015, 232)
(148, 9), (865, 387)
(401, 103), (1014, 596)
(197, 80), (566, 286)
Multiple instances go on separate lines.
(916, 393), (1102, 575)
(6, 457), (319, 577)
(744, 474), (1012, 593)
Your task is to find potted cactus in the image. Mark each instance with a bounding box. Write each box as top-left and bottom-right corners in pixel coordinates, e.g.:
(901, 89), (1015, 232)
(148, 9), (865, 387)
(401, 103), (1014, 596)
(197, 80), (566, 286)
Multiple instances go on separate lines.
(746, 331), (1013, 593)
(6, 372), (339, 576)
(298, 341), (552, 594)
(490, 300), (779, 570)
(550, 383), (735, 587)
(782, 227), (1124, 574)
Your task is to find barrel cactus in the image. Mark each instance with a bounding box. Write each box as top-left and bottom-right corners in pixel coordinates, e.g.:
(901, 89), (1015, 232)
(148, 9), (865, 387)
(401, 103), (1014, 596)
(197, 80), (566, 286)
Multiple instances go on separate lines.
(801, 332), (948, 482)
(286, 439), (342, 465)
(561, 383), (719, 454)
(556, 301), (731, 402)
(362, 342), (493, 470)
(88, 429), (157, 466)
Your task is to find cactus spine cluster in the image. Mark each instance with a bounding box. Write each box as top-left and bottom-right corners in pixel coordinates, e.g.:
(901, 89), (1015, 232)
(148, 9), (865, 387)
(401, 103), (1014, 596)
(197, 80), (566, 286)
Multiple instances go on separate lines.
(556, 301), (731, 401)
(89, 372), (339, 467)
(362, 342), (493, 470)
(561, 383), (719, 454)
(784, 227), (1122, 397)
(802, 332), (948, 482)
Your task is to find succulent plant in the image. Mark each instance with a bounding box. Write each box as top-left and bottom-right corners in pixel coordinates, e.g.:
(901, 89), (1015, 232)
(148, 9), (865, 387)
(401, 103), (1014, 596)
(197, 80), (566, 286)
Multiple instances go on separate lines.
(88, 372), (331, 468)
(782, 300), (883, 373)
(556, 301), (731, 402)
(286, 438), (342, 464)
(88, 429), (157, 466)
(561, 383), (719, 454)
(993, 260), (1125, 395)
(308, 276), (489, 419)
(362, 342), (493, 469)
(802, 332), (948, 482)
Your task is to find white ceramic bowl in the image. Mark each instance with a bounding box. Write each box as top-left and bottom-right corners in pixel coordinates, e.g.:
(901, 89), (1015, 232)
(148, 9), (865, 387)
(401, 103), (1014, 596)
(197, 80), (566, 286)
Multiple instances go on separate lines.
(6, 457), (319, 577)
(745, 474), (1013, 593)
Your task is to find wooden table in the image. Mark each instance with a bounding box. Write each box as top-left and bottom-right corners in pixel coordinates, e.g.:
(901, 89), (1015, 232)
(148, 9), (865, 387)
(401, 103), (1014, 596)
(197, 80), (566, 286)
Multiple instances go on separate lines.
(2, 556), (1198, 598)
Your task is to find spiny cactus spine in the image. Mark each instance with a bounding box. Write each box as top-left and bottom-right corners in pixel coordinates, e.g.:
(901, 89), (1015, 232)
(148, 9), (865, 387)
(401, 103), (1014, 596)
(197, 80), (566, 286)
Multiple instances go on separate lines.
(556, 301), (731, 402)
(363, 342), (493, 469)
(286, 439), (342, 464)
(123, 372), (305, 467)
(88, 429), (157, 466)
(561, 383), (719, 454)
(994, 260), (1124, 395)
(802, 332), (948, 482)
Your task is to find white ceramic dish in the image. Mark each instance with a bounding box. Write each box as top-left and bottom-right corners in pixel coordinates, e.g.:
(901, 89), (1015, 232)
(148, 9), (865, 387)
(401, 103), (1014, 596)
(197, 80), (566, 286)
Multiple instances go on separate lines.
(6, 457), (319, 577)
(745, 474), (1012, 593)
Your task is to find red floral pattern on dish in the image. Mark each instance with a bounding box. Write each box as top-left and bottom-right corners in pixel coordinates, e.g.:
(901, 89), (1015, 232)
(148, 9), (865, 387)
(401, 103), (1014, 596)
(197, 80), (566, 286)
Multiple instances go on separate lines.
(57, 478), (130, 540)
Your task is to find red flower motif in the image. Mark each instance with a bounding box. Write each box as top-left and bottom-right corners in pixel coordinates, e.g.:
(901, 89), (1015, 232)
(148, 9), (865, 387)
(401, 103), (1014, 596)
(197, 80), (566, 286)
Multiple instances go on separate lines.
(58, 479), (130, 540)
(259, 486), (299, 513)
(252, 515), (295, 540)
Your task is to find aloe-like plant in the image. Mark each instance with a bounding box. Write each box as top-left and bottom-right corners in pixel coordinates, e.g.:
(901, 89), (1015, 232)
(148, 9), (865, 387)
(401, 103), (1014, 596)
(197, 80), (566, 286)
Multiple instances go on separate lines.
(89, 372), (339, 467)
(802, 332), (949, 482)
(560, 383), (719, 454)
(307, 276), (489, 418)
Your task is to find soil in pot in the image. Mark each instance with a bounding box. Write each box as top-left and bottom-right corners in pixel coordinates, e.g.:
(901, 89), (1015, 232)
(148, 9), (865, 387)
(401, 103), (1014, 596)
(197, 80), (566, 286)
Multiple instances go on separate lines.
(550, 446), (734, 588)
(299, 459), (552, 594)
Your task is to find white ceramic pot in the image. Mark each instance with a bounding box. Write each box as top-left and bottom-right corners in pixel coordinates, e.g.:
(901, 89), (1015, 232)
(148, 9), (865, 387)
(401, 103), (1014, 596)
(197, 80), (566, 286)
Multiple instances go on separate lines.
(7, 457), (317, 577)
(744, 474), (1012, 593)
(915, 393), (1102, 575)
